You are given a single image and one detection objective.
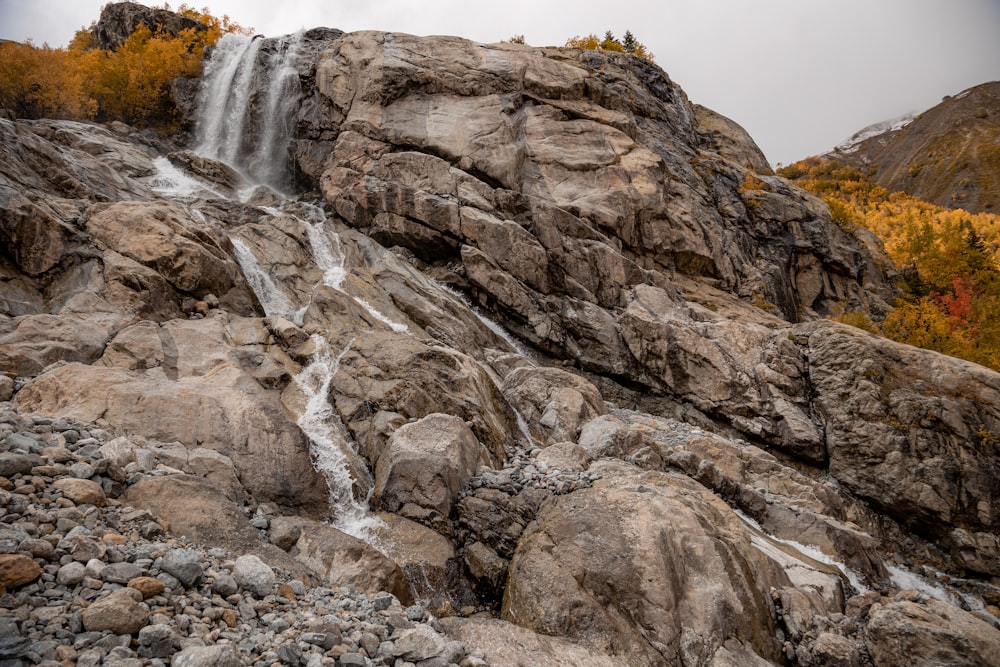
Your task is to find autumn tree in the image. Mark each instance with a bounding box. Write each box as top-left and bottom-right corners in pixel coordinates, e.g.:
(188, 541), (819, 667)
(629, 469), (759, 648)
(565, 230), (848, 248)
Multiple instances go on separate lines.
(0, 5), (249, 130)
(565, 30), (655, 62)
(781, 157), (1000, 371)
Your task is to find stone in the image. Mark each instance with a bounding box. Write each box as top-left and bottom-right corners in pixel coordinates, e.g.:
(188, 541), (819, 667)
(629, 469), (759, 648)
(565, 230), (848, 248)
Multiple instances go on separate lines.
(0, 453), (34, 477)
(391, 626), (448, 662)
(101, 562), (143, 584)
(170, 645), (241, 667)
(159, 548), (202, 588)
(52, 478), (106, 507)
(275, 516), (412, 604)
(0, 554), (42, 590)
(0, 375), (12, 402)
(128, 576), (165, 599)
(210, 573), (237, 597)
(535, 442), (591, 473)
(56, 561), (86, 586)
(18, 538), (56, 561)
(866, 599), (1000, 667)
(502, 466), (790, 665)
(373, 413), (484, 517)
(81, 588), (149, 635)
(232, 554), (275, 597)
(137, 624), (179, 659)
(97, 437), (136, 467)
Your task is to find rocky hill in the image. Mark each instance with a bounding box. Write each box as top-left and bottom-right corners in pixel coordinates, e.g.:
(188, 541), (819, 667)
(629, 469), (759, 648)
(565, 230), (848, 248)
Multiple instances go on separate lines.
(828, 80), (1000, 213)
(1, 5), (999, 666)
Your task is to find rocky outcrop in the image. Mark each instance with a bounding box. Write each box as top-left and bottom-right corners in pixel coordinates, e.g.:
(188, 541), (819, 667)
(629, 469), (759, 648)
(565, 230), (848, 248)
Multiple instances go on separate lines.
(92, 1), (206, 50)
(502, 466), (791, 665)
(3, 8), (1000, 665)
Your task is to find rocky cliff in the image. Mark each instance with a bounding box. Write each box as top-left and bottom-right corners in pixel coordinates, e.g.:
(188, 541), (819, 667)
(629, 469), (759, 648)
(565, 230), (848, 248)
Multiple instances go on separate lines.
(1, 10), (999, 666)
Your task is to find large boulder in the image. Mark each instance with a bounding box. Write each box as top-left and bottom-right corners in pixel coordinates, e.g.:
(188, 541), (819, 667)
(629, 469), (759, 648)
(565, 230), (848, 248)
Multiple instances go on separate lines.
(272, 516), (412, 604)
(372, 413), (484, 517)
(802, 320), (1000, 573)
(865, 599), (1000, 667)
(502, 465), (793, 665)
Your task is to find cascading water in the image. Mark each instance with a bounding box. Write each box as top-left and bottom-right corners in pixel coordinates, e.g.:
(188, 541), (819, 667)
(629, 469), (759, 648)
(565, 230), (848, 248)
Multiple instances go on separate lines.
(194, 31), (303, 191)
(195, 33), (264, 169)
(191, 32), (397, 536)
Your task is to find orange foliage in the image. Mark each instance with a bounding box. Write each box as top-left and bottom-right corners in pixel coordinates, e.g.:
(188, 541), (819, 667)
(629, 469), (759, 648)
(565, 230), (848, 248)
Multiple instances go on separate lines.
(782, 157), (1000, 371)
(0, 5), (250, 130)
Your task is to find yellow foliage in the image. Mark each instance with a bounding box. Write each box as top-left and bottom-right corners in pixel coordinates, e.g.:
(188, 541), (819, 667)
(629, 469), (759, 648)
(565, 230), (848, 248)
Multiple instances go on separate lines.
(0, 41), (96, 119)
(0, 6), (249, 130)
(782, 157), (1000, 371)
(564, 30), (655, 62)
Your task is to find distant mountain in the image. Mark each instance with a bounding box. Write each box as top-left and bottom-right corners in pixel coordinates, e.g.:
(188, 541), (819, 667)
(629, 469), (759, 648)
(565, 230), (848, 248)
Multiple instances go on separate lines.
(827, 81), (1000, 213)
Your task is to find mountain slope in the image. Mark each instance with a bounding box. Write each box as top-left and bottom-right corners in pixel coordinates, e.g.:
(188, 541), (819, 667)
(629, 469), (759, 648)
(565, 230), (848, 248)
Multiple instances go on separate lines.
(2, 5), (1000, 665)
(828, 81), (1000, 213)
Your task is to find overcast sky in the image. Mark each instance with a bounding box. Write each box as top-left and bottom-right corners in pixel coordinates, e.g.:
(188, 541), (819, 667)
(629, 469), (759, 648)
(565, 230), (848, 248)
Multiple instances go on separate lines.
(2, 0), (998, 166)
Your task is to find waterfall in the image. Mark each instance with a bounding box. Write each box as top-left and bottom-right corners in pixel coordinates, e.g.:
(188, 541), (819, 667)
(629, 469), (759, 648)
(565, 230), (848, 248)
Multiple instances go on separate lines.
(194, 31), (303, 190)
(195, 33), (264, 167)
(192, 33), (406, 541)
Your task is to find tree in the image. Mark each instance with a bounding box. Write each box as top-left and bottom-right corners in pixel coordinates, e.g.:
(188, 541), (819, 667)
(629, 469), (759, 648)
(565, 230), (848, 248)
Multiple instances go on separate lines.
(564, 30), (655, 62)
(623, 30), (637, 53)
(0, 6), (249, 130)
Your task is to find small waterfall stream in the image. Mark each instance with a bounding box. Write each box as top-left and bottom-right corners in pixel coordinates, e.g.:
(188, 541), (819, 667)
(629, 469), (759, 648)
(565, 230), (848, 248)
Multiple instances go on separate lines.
(191, 34), (398, 537)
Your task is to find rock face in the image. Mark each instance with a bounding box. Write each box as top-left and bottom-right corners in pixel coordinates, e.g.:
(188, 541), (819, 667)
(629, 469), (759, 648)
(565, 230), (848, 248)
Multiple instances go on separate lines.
(92, 1), (206, 50)
(3, 6), (1000, 665)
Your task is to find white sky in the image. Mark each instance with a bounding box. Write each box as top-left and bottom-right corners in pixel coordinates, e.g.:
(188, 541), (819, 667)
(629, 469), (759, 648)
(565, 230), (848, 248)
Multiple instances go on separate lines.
(2, 0), (998, 166)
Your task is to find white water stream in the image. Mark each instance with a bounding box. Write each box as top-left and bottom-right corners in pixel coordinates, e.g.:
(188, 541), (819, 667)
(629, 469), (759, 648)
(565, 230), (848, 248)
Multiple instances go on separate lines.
(189, 32), (407, 537)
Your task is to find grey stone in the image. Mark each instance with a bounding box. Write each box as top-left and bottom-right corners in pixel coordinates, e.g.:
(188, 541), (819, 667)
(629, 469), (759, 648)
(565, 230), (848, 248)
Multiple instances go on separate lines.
(137, 624), (179, 659)
(210, 573), (237, 597)
(101, 562), (143, 584)
(170, 645), (241, 667)
(159, 549), (202, 588)
(232, 554), (274, 597)
(56, 561), (86, 586)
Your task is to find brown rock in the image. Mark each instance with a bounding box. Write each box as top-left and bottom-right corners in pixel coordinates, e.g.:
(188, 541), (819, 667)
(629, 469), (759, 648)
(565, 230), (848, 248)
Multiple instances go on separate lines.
(52, 478), (106, 507)
(128, 576), (165, 599)
(373, 413), (484, 516)
(0, 554), (43, 590)
(502, 466), (790, 666)
(865, 599), (1000, 667)
(274, 516), (412, 605)
(81, 587), (150, 634)
(121, 475), (312, 579)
